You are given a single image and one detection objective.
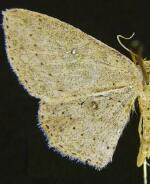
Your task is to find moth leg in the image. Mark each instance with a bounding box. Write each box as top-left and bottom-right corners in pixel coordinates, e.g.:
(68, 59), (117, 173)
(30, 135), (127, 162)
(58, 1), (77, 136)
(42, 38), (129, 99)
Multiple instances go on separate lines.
(138, 115), (143, 141)
(143, 159), (150, 184)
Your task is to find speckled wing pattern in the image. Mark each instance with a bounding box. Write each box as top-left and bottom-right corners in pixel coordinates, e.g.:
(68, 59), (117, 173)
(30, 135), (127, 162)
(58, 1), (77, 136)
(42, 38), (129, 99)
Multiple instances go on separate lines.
(2, 9), (143, 169)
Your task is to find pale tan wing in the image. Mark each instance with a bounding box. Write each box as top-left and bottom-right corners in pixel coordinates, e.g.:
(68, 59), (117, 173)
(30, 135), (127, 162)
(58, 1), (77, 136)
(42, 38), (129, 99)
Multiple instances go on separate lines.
(3, 9), (143, 170)
(39, 86), (137, 169)
(3, 9), (141, 102)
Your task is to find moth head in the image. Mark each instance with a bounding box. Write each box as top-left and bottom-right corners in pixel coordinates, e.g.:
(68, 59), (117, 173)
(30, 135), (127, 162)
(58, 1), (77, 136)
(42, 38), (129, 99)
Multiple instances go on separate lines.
(117, 33), (149, 86)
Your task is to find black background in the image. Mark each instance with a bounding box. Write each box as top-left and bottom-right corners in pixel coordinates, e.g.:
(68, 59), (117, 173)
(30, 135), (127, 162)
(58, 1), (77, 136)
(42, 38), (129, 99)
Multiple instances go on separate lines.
(0, 0), (150, 184)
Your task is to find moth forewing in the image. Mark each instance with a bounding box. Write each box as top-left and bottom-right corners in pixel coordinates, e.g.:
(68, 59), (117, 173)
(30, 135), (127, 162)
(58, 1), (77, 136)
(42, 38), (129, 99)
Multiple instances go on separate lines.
(2, 8), (146, 170)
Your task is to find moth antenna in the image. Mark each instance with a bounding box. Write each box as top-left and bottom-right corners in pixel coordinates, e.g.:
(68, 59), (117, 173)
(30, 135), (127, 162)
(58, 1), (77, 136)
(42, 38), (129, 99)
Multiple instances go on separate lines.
(117, 32), (135, 54)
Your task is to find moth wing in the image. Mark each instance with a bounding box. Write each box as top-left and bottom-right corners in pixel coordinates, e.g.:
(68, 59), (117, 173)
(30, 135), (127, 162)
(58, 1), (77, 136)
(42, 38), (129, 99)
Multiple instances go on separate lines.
(3, 9), (140, 102)
(39, 86), (136, 169)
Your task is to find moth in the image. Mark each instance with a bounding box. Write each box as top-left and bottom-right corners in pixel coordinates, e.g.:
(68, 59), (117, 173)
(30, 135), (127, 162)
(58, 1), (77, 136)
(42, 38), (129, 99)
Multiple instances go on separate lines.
(2, 9), (150, 172)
